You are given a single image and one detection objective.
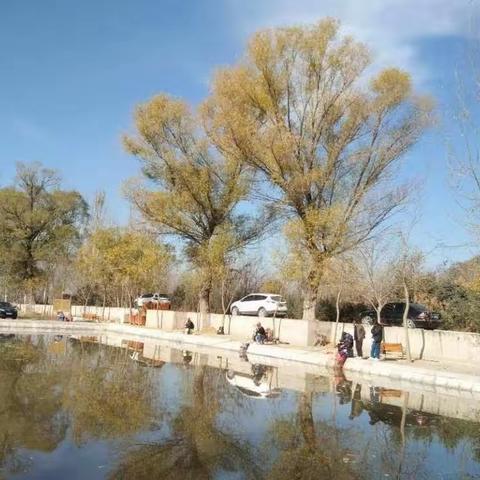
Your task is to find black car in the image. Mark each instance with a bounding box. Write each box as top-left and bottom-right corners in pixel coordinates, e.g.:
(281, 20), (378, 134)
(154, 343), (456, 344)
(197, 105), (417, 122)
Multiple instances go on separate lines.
(0, 302), (17, 319)
(360, 302), (441, 329)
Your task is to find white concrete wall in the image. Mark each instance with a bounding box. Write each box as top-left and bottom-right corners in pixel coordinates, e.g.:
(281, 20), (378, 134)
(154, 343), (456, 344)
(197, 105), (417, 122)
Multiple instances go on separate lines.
(324, 321), (480, 364)
(145, 310), (212, 331)
(17, 304), (480, 361)
(218, 313), (316, 347)
(19, 303), (131, 322)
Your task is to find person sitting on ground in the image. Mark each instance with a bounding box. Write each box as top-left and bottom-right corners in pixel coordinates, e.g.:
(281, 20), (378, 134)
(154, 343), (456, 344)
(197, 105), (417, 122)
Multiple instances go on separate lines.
(253, 322), (267, 344)
(57, 311), (65, 321)
(185, 318), (194, 334)
(370, 321), (384, 360)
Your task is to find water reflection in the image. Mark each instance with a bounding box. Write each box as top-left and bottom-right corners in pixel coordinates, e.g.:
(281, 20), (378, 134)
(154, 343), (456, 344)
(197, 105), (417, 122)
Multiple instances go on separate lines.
(112, 365), (261, 480)
(0, 335), (67, 475)
(64, 337), (155, 445)
(0, 333), (477, 480)
(226, 364), (282, 399)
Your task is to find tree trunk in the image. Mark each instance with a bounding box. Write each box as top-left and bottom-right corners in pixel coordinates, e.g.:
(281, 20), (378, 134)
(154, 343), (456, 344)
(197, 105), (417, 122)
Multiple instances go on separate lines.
(302, 287), (317, 320)
(102, 288), (106, 322)
(398, 391), (409, 478)
(402, 279), (412, 362)
(25, 283), (35, 306)
(298, 392), (316, 453)
(198, 286), (210, 315)
(83, 289), (90, 316)
(198, 283), (211, 331)
(332, 287), (343, 344)
(303, 263), (325, 320)
(42, 286), (47, 318)
(221, 277), (227, 331)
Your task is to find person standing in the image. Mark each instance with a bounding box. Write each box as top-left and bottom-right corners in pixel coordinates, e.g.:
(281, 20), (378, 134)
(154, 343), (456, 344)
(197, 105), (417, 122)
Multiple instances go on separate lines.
(370, 321), (383, 360)
(353, 319), (366, 358)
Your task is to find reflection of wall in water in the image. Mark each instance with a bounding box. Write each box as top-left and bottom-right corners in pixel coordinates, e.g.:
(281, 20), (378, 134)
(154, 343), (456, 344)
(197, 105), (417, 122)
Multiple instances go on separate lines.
(92, 334), (480, 424)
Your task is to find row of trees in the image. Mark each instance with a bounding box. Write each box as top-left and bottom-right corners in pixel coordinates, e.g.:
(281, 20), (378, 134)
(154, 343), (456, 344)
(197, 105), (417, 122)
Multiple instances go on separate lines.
(0, 165), (173, 310)
(122, 18), (432, 319)
(2, 19), (480, 331)
(3, 166), (478, 333)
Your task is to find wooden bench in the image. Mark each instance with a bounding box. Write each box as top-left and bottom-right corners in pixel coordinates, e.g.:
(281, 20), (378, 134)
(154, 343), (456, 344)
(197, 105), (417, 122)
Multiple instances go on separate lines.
(381, 342), (404, 359)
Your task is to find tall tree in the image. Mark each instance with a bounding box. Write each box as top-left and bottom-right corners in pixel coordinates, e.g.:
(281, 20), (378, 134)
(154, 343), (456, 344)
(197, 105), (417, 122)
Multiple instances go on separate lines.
(123, 94), (261, 315)
(0, 162), (88, 301)
(206, 18), (432, 319)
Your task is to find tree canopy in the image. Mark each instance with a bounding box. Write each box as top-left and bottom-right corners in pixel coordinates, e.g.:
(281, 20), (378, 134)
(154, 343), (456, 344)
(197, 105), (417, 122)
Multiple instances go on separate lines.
(75, 227), (173, 308)
(0, 162), (88, 299)
(123, 94), (263, 313)
(205, 18), (432, 318)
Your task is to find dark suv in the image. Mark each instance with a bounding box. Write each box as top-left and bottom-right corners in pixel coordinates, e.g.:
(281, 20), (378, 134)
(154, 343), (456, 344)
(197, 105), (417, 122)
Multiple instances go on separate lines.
(0, 302), (18, 319)
(360, 302), (441, 329)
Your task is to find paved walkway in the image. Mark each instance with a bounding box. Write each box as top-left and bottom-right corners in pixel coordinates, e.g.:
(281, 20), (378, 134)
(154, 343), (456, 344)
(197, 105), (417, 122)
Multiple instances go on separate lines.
(1, 319), (479, 394)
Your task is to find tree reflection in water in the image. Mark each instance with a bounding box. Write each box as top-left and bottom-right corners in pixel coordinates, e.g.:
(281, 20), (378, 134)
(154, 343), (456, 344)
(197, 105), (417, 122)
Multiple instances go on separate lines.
(265, 391), (364, 480)
(0, 335), (479, 480)
(0, 335), (158, 477)
(111, 365), (260, 480)
(63, 338), (156, 444)
(0, 335), (67, 475)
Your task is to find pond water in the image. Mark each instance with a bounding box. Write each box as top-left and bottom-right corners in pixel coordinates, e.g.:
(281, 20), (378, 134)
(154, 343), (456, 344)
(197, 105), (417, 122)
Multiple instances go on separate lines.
(0, 333), (479, 480)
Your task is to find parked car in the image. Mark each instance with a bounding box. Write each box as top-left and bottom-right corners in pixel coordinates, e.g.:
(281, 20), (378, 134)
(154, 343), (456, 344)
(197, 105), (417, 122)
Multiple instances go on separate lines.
(0, 302), (18, 319)
(134, 293), (171, 309)
(230, 293), (288, 317)
(360, 302), (441, 329)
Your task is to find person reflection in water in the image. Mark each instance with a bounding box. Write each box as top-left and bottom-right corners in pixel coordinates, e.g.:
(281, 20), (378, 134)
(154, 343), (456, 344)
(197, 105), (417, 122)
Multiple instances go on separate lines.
(182, 350), (193, 364)
(251, 364), (268, 385)
(333, 370), (352, 405)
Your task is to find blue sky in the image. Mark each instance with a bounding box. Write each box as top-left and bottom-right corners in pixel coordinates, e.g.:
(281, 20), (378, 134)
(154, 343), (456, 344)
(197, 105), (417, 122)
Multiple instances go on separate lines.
(1, 0), (478, 267)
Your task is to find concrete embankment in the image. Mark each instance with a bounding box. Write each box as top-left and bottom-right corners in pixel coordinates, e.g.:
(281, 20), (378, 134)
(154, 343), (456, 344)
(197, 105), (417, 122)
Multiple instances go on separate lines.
(18, 303), (480, 365)
(1, 319), (479, 395)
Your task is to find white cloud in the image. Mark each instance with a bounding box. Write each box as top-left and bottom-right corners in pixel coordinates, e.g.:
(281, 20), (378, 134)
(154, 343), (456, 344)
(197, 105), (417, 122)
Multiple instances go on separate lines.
(225, 0), (475, 84)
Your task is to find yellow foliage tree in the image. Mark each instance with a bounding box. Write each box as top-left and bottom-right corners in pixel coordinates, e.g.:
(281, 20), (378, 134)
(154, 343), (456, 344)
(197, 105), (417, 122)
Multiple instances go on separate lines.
(76, 228), (173, 312)
(123, 95), (262, 314)
(205, 18), (432, 319)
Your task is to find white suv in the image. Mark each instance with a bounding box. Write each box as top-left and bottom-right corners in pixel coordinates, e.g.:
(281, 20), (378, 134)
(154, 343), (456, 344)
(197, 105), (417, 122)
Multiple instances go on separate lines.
(134, 293), (171, 308)
(230, 293), (288, 317)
